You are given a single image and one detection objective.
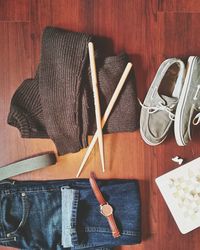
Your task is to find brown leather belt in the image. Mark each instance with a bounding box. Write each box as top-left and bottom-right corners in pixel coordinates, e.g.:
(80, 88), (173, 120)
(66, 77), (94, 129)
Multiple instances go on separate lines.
(89, 172), (121, 238)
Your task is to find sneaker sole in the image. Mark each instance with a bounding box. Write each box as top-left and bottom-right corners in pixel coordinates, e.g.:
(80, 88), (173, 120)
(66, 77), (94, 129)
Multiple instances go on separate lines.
(174, 56), (197, 146)
(140, 126), (167, 146)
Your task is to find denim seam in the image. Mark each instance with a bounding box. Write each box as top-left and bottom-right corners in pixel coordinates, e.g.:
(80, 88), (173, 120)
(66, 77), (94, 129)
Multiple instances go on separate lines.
(74, 242), (112, 249)
(0, 195), (7, 240)
(0, 192), (30, 241)
(0, 188), (61, 195)
(71, 190), (79, 245)
(83, 227), (139, 236)
(8, 193), (30, 236)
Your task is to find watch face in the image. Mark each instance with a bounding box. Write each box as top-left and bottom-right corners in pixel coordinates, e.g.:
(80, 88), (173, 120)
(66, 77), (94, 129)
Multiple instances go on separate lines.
(101, 204), (113, 217)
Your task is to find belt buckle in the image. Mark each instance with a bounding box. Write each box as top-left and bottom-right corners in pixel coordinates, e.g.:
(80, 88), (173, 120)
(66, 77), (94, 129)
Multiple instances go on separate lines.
(100, 203), (113, 217)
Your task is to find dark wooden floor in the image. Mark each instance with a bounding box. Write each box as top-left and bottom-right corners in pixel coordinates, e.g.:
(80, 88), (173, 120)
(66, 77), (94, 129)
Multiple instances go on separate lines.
(1, 0), (200, 249)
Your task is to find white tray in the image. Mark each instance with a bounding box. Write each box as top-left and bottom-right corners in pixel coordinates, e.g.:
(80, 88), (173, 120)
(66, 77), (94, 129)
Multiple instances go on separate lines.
(156, 157), (200, 234)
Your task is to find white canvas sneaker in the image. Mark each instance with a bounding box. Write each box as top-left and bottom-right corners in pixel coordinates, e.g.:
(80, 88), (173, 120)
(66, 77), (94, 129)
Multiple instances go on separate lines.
(140, 58), (185, 145)
(175, 56), (200, 146)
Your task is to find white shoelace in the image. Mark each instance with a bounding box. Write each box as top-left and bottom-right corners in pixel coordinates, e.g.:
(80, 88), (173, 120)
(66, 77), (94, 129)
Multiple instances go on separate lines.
(193, 108), (200, 125)
(138, 99), (176, 121)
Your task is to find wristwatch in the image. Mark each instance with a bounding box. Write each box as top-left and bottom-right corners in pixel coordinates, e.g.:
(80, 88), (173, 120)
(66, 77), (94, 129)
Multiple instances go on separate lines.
(89, 172), (121, 238)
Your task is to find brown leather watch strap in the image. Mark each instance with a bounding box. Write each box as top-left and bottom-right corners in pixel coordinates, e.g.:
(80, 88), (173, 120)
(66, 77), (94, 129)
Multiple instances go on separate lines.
(108, 214), (121, 238)
(89, 172), (107, 205)
(89, 172), (121, 238)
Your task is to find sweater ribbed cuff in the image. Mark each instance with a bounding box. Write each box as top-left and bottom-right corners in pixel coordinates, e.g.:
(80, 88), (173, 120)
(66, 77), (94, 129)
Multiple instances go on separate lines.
(7, 106), (48, 138)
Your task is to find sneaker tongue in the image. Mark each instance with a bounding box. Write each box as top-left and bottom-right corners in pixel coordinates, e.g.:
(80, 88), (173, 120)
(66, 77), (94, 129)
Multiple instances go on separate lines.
(148, 94), (177, 139)
(160, 95), (178, 106)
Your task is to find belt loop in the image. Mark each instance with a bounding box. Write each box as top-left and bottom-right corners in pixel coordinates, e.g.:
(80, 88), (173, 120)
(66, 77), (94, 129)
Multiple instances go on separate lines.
(0, 180), (15, 185)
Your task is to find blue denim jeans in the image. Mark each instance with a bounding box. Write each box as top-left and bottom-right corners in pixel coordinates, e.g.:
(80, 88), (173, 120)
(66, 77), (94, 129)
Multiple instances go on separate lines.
(0, 179), (141, 250)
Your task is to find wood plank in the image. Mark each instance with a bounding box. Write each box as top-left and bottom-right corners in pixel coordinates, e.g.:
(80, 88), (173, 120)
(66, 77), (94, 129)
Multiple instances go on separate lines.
(29, 0), (52, 72)
(0, 0), (29, 21)
(159, 0), (200, 12)
(158, 13), (200, 59)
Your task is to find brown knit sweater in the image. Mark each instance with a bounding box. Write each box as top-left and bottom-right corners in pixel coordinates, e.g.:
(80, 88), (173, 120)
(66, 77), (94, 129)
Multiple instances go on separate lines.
(7, 27), (139, 155)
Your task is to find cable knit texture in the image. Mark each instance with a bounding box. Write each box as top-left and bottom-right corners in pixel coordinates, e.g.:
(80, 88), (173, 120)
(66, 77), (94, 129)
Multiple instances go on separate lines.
(7, 27), (139, 155)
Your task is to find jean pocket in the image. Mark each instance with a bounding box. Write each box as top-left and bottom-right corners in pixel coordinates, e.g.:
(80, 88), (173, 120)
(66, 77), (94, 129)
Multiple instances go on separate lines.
(0, 191), (30, 239)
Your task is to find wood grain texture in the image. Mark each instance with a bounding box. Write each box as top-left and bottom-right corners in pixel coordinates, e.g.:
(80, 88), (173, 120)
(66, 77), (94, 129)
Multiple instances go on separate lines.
(158, 0), (200, 12)
(0, 0), (29, 21)
(1, 1), (200, 250)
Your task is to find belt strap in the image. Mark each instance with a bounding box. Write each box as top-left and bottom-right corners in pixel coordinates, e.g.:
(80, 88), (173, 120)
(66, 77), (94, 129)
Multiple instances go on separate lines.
(0, 153), (57, 181)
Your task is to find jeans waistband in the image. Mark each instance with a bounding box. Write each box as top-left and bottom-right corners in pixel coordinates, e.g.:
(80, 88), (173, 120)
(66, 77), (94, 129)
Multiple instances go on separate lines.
(0, 178), (137, 193)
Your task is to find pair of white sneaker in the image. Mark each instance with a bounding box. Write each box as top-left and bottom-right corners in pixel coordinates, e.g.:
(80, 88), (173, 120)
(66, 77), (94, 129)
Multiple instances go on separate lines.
(140, 56), (200, 146)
